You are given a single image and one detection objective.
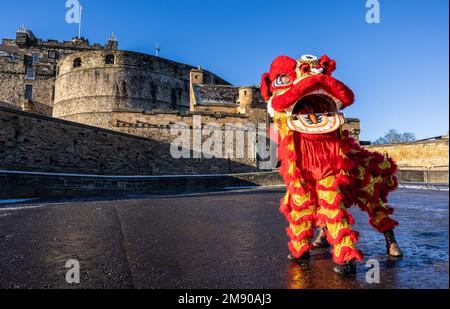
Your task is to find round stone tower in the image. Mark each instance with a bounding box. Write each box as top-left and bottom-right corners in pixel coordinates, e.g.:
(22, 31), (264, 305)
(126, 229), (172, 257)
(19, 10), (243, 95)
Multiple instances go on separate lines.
(237, 86), (254, 114)
(53, 50), (228, 128)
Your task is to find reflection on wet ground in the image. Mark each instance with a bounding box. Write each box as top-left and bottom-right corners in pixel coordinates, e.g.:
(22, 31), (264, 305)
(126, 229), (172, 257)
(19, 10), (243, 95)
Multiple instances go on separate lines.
(0, 188), (448, 289)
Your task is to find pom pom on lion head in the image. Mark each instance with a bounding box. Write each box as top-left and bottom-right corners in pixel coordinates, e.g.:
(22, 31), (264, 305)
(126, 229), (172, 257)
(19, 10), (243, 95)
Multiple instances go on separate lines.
(260, 54), (355, 135)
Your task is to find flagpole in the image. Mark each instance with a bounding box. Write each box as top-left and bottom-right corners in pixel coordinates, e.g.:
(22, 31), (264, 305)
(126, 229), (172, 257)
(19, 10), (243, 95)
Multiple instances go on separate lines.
(78, 5), (82, 38)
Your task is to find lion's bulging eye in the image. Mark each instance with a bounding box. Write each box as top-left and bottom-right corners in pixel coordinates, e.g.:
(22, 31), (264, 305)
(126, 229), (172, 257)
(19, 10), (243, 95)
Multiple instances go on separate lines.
(273, 75), (291, 87)
(300, 64), (311, 75)
(320, 60), (329, 69)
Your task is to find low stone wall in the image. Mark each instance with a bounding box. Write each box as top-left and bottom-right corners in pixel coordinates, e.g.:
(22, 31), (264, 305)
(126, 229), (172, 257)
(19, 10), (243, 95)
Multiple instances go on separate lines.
(366, 139), (449, 168)
(397, 167), (449, 185)
(0, 170), (283, 199)
(2, 166), (447, 200)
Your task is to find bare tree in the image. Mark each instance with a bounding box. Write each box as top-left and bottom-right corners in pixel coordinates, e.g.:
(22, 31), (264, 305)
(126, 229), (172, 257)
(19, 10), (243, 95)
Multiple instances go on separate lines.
(373, 129), (416, 145)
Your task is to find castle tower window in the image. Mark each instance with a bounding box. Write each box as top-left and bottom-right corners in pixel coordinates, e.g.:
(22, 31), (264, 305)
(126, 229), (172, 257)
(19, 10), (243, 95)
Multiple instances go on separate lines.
(171, 88), (178, 108)
(105, 54), (115, 65)
(48, 50), (57, 59)
(32, 53), (39, 63)
(73, 58), (82, 68)
(25, 85), (33, 100)
(25, 66), (35, 80)
(24, 55), (32, 65)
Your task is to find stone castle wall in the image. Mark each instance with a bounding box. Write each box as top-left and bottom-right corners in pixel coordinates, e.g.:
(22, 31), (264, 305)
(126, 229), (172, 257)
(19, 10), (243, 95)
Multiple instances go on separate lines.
(53, 50), (229, 127)
(343, 118), (361, 141)
(366, 139), (449, 168)
(0, 106), (260, 176)
(111, 110), (262, 168)
(0, 52), (54, 115)
(0, 30), (116, 115)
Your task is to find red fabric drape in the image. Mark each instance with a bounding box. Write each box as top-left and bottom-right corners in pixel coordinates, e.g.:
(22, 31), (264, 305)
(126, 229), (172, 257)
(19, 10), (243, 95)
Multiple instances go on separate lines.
(294, 132), (341, 181)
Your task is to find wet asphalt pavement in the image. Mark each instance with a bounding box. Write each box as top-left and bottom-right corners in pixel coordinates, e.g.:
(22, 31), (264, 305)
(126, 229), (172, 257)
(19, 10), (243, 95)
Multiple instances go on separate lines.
(0, 188), (448, 289)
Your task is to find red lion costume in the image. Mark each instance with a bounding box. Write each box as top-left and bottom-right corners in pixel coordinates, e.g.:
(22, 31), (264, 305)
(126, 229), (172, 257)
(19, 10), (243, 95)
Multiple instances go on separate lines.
(260, 54), (402, 274)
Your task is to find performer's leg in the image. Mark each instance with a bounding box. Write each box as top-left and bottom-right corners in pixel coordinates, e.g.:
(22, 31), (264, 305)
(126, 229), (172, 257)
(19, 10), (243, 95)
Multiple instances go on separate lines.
(316, 176), (363, 274)
(354, 151), (403, 257)
(364, 198), (403, 257)
(365, 198), (398, 232)
(312, 195), (329, 249)
(287, 215), (314, 261)
(313, 200), (400, 251)
(312, 227), (330, 249)
(384, 230), (403, 257)
(282, 188), (316, 261)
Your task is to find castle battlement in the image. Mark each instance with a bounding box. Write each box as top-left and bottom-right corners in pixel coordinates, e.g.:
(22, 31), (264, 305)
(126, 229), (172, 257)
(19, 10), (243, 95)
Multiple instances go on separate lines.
(2, 26), (117, 51)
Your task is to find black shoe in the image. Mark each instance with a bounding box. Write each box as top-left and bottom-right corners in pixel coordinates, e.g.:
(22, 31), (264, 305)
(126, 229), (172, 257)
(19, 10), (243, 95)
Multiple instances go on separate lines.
(384, 230), (403, 257)
(333, 261), (357, 275)
(288, 252), (311, 262)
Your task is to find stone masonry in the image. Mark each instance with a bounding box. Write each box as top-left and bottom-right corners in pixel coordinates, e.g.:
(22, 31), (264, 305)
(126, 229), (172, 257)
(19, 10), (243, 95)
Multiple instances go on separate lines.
(366, 138), (449, 168)
(0, 106), (260, 175)
(0, 27), (120, 115)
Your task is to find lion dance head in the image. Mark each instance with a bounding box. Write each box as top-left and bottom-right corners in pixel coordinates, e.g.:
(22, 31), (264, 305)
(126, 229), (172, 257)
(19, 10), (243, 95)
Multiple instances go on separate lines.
(260, 54), (354, 135)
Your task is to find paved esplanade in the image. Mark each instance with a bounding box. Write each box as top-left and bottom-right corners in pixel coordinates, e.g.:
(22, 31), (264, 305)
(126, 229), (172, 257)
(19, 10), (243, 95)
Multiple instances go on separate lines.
(0, 188), (448, 289)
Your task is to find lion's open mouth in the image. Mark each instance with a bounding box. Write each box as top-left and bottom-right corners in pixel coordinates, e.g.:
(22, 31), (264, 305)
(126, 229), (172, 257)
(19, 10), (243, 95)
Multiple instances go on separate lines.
(287, 90), (345, 134)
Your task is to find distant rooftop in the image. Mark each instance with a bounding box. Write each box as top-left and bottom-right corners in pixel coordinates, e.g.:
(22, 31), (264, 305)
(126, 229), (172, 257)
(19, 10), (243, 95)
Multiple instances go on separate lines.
(416, 135), (449, 142)
(195, 84), (239, 105)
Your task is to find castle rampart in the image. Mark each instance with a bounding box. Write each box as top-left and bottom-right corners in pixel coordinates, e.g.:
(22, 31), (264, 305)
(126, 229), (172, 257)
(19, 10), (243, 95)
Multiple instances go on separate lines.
(53, 50), (229, 127)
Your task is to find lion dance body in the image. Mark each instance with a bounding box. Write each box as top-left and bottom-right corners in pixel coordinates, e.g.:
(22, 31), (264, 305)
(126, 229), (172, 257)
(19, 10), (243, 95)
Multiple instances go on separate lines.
(260, 54), (402, 274)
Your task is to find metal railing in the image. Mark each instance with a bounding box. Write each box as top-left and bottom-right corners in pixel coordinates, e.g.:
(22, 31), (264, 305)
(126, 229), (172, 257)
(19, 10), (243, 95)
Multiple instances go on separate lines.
(397, 166), (449, 190)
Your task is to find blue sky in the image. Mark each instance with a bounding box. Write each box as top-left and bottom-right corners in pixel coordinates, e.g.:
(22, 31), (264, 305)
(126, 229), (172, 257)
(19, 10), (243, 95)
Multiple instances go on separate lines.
(1, 0), (448, 141)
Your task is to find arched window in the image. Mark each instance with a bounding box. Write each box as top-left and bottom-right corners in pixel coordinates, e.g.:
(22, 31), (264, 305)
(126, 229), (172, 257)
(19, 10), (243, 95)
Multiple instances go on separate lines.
(105, 54), (115, 65)
(73, 58), (82, 68)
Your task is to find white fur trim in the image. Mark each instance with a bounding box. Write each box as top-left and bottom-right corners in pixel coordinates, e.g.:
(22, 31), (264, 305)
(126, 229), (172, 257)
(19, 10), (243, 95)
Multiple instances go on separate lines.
(267, 98), (275, 118)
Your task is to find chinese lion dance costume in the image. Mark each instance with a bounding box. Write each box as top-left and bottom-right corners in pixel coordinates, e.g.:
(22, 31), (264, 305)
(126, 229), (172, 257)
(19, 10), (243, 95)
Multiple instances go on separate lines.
(260, 54), (403, 275)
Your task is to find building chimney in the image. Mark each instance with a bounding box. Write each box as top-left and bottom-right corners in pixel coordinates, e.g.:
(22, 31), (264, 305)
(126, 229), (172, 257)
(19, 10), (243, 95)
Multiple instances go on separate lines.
(189, 67), (204, 112)
(16, 25), (36, 47)
(106, 32), (119, 50)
